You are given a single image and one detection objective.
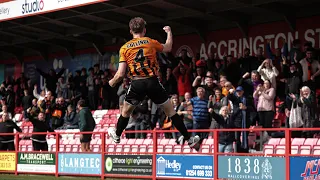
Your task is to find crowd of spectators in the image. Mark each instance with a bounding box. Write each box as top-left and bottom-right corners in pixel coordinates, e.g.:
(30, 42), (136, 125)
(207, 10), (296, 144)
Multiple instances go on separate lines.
(0, 38), (319, 153)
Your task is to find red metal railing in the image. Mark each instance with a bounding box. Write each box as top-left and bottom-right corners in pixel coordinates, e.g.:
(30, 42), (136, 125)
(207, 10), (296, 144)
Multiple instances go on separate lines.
(0, 127), (320, 180)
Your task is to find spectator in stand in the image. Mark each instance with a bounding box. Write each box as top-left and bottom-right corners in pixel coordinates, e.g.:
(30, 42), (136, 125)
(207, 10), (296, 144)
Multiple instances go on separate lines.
(299, 48), (320, 91)
(212, 60), (225, 81)
(228, 87), (249, 153)
(22, 89), (33, 120)
(209, 106), (236, 153)
(255, 47), (265, 65)
(80, 68), (88, 83)
(163, 67), (178, 96)
(239, 71), (263, 108)
(65, 83), (82, 109)
(93, 64), (103, 78)
(56, 77), (68, 99)
(208, 88), (229, 130)
(51, 97), (67, 130)
(2, 76), (14, 88)
(79, 81), (88, 102)
(188, 87), (209, 139)
(193, 75), (216, 100)
(266, 38), (288, 74)
(117, 77), (129, 113)
(178, 92), (193, 131)
(291, 86), (318, 138)
(0, 105), (12, 120)
(0, 112), (22, 151)
(36, 68), (65, 97)
(33, 84), (46, 101)
(26, 110), (54, 151)
(40, 91), (55, 126)
(1, 84), (15, 115)
(206, 52), (216, 72)
(238, 48), (257, 75)
(257, 59), (279, 89)
(222, 55), (241, 86)
(173, 61), (192, 102)
(290, 39), (304, 62)
(87, 68), (96, 110)
(178, 49), (192, 66)
(73, 70), (82, 91)
(78, 100), (96, 152)
(282, 61), (303, 112)
(29, 99), (40, 117)
(254, 80), (276, 135)
(59, 105), (78, 129)
(94, 78), (101, 108)
(222, 81), (234, 97)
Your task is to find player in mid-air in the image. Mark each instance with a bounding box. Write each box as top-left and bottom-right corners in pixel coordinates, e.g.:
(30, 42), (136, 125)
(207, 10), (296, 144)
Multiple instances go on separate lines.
(108, 17), (200, 150)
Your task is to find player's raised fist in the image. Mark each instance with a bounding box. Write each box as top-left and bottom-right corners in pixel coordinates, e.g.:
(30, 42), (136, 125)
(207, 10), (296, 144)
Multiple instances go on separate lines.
(163, 26), (171, 33)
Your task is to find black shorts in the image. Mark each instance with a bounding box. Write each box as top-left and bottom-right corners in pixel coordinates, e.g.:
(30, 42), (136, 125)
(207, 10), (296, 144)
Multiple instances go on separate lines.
(80, 134), (92, 143)
(125, 76), (169, 106)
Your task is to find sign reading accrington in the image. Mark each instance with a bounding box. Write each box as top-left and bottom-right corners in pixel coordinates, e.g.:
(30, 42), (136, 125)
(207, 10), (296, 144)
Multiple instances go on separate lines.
(0, 152), (16, 171)
(0, 0), (107, 22)
(17, 153), (56, 173)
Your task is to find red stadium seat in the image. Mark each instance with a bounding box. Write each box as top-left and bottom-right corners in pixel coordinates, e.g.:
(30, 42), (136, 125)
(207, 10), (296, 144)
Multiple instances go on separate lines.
(266, 138), (281, 147)
(59, 145), (65, 152)
(20, 145), (27, 151)
(107, 145), (115, 153)
(144, 139), (153, 145)
(131, 145), (139, 153)
(139, 145), (147, 153)
(263, 145), (274, 155)
(201, 145), (210, 153)
(51, 144), (56, 152)
(65, 145), (72, 152)
(123, 145), (131, 153)
(27, 145), (32, 152)
(168, 139), (176, 145)
(92, 145), (100, 152)
(173, 145), (182, 153)
(160, 139), (169, 145)
(115, 145), (123, 153)
(164, 145), (173, 153)
(72, 145), (79, 152)
(135, 139), (144, 144)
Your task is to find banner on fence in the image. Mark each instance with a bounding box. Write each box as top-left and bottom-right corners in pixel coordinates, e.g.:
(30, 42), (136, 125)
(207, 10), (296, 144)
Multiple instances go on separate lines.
(0, 152), (16, 171)
(17, 153), (55, 173)
(156, 154), (213, 179)
(218, 156), (285, 180)
(105, 155), (152, 176)
(58, 153), (101, 175)
(290, 156), (320, 180)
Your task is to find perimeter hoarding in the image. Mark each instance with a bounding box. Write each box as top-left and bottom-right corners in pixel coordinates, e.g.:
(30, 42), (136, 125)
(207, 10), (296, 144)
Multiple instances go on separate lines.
(0, 0), (107, 22)
(0, 152), (16, 171)
(105, 155), (152, 176)
(290, 156), (320, 180)
(58, 153), (101, 175)
(17, 153), (56, 173)
(156, 154), (214, 179)
(218, 156), (285, 180)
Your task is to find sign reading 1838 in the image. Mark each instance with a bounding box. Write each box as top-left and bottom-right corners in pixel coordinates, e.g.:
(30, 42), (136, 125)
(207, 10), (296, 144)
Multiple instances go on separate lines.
(218, 156), (285, 180)
(17, 153), (56, 173)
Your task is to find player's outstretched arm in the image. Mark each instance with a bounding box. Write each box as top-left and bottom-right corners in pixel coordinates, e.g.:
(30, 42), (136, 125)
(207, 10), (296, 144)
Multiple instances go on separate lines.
(109, 62), (127, 87)
(162, 26), (173, 52)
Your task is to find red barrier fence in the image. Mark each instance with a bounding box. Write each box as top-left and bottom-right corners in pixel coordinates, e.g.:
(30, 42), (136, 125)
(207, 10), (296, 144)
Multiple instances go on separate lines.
(0, 128), (319, 180)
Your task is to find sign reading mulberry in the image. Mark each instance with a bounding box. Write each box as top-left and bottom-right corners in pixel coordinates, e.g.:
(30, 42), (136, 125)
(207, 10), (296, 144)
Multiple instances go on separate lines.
(17, 153), (56, 173)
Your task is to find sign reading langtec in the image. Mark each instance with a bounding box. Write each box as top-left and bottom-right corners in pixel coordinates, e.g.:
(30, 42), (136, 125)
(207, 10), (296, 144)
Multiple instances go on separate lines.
(0, 0), (107, 22)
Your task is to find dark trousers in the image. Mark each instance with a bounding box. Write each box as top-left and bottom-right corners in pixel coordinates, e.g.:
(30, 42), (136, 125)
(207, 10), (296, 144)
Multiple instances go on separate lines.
(235, 131), (249, 153)
(0, 142), (15, 151)
(32, 141), (48, 151)
(193, 121), (210, 140)
(88, 91), (96, 110)
(258, 111), (275, 136)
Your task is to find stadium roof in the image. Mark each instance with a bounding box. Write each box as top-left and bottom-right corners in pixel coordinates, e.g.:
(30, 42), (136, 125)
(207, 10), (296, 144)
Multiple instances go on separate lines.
(1, 0), (319, 61)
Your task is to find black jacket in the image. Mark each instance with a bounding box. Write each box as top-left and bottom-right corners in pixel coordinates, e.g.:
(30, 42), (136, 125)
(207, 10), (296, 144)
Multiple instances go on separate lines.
(0, 120), (22, 142)
(27, 113), (54, 141)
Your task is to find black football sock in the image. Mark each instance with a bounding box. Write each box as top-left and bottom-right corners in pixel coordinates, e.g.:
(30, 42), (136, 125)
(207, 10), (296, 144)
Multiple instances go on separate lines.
(116, 115), (130, 136)
(170, 113), (190, 140)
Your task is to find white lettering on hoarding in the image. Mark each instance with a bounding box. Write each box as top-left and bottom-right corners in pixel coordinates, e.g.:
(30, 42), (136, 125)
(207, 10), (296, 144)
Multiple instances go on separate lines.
(198, 29), (320, 59)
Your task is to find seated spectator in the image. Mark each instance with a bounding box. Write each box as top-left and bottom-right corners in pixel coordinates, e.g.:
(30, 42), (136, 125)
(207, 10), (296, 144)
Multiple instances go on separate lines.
(0, 113), (22, 151)
(59, 105), (79, 129)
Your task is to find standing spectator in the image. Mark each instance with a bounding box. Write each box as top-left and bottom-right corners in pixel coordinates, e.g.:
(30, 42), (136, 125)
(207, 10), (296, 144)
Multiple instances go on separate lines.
(209, 106), (236, 153)
(36, 68), (65, 97)
(188, 87), (209, 139)
(78, 100), (96, 152)
(22, 90), (33, 120)
(173, 61), (192, 102)
(26, 110), (54, 151)
(117, 77), (129, 113)
(253, 80), (276, 135)
(178, 92), (193, 131)
(228, 87), (249, 153)
(293, 86), (317, 138)
(51, 97), (67, 130)
(163, 67), (177, 96)
(283, 62), (302, 111)
(257, 59), (279, 89)
(238, 71), (263, 108)
(290, 39), (304, 63)
(0, 105), (12, 120)
(0, 113), (22, 151)
(87, 68), (96, 110)
(0, 84), (15, 115)
(299, 48), (320, 91)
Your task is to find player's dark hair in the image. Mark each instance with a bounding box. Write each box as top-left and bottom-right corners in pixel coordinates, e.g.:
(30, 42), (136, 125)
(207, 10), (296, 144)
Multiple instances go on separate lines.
(129, 17), (146, 34)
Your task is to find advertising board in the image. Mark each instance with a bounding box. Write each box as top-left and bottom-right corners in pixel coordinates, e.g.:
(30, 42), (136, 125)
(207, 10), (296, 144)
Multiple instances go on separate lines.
(17, 153), (55, 173)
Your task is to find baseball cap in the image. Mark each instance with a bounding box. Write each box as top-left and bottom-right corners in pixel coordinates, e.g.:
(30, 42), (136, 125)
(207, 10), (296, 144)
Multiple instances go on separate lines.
(236, 86), (244, 92)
